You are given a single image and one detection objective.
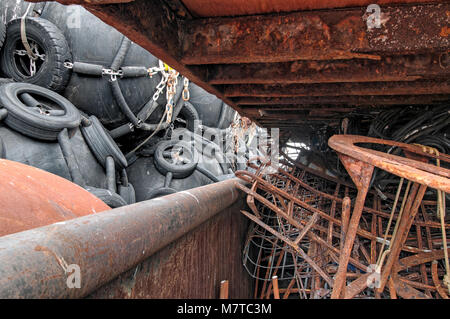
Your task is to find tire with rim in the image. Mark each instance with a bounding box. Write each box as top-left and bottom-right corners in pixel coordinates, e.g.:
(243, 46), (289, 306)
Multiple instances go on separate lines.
(81, 115), (128, 169)
(154, 140), (198, 179)
(0, 82), (81, 141)
(0, 17), (71, 92)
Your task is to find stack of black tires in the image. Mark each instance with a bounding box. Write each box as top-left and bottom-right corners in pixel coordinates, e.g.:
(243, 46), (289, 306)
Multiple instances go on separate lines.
(0, 1), (237, 206)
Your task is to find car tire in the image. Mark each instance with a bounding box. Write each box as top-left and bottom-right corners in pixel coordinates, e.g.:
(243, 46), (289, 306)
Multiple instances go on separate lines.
(0, 17), (72, 92)
(81, 115), (128, 169)
(154, 140), (198, 179)
(0, 17), (6, 51)
(0, 82), (81, 141)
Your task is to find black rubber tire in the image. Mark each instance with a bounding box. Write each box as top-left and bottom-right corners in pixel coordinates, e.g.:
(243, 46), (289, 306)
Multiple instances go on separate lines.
(145, 187), (177, 200)
(178, 101), (199, 132)
(154, 140), (198, 179)
(0, 82), (81, 141)
(0, 78), (15, 85)
(0, 17), (72, 92)
(0, 136), (5, 159)
(40, 3), (162, 128)
(118, 183), (136, 205)
(81, 115), (128, 169)
(85, 186), (127, 208)
(0, 16), (6, 51)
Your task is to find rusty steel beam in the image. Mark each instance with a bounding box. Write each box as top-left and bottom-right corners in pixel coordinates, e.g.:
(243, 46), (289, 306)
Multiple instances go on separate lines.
(206, 54), (450, 85)
(0, 178), (244, 298)
(182, 4), (450, 65)
(232, 95), (450, 106)
(181, 0), (445, 18)
(222, 80), (450, 97)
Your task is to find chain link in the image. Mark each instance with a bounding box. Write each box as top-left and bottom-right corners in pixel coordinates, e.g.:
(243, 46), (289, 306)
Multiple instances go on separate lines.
(182, 77), (190, 101)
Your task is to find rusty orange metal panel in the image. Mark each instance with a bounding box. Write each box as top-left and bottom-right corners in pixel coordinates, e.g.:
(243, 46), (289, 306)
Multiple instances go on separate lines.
(180, 0), (443, 17)
(0, 159), (110, 237)
(87, 200), (253, 299)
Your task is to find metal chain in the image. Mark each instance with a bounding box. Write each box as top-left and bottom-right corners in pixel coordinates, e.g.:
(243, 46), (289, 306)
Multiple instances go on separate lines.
(182, 77), (190, 101)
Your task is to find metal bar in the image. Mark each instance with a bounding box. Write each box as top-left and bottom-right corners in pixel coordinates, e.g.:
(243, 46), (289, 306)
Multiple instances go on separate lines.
(223, 80), (450, 98)
(220, 280), (229, 299)
(232, 95), (450, 106)
(0, 178), (243, 298)
(206, 54), (450, 85)
(331, 155), (374, 299)
(182, 4), (450, 64)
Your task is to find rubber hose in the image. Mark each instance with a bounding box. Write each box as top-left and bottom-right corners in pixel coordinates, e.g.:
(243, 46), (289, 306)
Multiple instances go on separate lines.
(120, 168), (129, 187)
(21, 93), (41, 108)
(72, 62), (104, 76)
(196, 166), (219, 183)
(111, 36), (131, 71)
(109, 123), (133, 139)
(105, 156), (117, 193)
(110, 79), (141, 127)
(57, 128), (85, 187)
(216, 102), (228, 129)
(121, 66), (149, 78)
(139, 82), (184, 131)
(178, 101), (199, 131)
(109, 100), (158, 139)
(164, 172), (173, 188)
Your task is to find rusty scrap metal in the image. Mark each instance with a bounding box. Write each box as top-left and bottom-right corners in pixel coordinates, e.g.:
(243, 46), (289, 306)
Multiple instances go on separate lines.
(237, 141), (450, 298)
(182, 4), (450, 64)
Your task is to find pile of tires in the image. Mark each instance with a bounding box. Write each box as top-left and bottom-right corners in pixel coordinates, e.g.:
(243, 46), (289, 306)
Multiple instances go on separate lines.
(127, 135), (231, 201)
(40, 2), (164, 129)
(0, 0), (238, 204)
(0, 82), (134, 207)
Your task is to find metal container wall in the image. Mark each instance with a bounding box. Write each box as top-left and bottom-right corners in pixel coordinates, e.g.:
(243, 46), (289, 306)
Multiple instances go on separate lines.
(88, 200), (252, 298)
(0, 178), (252, 299)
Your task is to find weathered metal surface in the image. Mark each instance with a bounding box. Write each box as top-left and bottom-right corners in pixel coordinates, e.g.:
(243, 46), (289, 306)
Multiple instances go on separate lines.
(0, 159), (110, 237)
(180, 0), (443, 17)
(28, 0), (450, 131)
(232, 95), (450, 106)
(237, 152), (449, 298)
(0, 178), (245, 298)
(206, 54), (450, 85)
(327, 135), (449, 298)
(182, 4), (450, 65)
(328, 135), (450, 192)
(223, 80), (450, 97)
(87, 200), (252, 298)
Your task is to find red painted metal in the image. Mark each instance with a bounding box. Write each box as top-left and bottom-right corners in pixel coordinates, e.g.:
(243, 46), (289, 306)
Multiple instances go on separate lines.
(0, 159), (110, 237)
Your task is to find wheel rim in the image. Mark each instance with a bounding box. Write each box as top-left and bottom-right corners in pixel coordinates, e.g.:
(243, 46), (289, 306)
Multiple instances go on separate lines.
(18, 92), (66, 117)
(161, 142), (196, 168)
